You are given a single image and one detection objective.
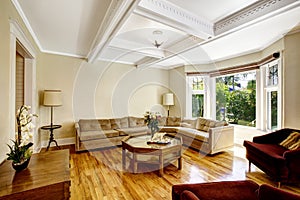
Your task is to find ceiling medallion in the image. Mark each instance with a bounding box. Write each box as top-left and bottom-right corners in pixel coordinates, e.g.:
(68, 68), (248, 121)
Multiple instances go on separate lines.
(152, 30), (166, 48)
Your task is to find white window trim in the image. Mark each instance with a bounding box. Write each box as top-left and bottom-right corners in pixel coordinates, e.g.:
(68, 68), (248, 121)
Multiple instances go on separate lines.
(259, 59), (282, 131)
(186, 75), (211, 119)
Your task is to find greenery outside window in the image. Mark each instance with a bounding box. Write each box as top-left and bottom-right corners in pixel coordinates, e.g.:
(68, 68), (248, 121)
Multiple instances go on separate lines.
(216, 71), (256, 126)
(265, 61), (280, 130)
(267, 64), (278, 86)
(187, 76), (205, 118)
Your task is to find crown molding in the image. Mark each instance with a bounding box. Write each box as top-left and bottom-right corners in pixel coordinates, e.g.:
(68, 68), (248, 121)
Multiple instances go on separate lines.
(41, 49), (86, 59)
(87, 0), (141, 63)
(215, 0), (300, 35)
(11, 0), (43, 52)
(135, 0), (214, 40)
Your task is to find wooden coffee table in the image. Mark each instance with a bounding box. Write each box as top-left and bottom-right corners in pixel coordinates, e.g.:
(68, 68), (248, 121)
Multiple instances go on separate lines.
(122, 134), (182, 176)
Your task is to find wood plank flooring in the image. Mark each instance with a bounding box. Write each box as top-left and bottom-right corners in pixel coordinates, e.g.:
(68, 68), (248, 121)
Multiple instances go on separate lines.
(47, 144), (300, 200)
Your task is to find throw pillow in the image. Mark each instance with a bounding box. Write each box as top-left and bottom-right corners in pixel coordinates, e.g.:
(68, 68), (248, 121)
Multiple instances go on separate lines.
(289, 139), (300, 150)
(167, 117), (181, 126)
(279, 132), (300, 149)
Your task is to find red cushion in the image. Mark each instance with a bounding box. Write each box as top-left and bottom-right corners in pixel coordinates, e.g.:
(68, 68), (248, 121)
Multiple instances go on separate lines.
(244, 141), (287, 159)
(172, 180), (259, 200)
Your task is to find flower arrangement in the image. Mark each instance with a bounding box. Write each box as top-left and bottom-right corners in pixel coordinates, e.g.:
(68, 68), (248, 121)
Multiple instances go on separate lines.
(144, 111), (161, 138)
(7, 105), (37, 165)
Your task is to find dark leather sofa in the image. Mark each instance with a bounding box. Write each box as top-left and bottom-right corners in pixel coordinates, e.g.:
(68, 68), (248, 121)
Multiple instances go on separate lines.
(243, 128), (300, 187)
(172, 180), (300, 200)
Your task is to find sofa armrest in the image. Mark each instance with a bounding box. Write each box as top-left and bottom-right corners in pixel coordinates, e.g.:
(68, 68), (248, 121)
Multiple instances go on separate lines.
(258, 184), (300, 200)
(180, 190), (200, 200)
(75, 122), (80, 136)
(208, 125), (234, 154)
(283, 148), (300, 180)
(75, 122), (81, 151)
(253, 128), (297, 144)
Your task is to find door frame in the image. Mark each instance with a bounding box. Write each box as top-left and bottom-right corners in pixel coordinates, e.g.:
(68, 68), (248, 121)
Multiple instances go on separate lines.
(10, 20), (37, 151)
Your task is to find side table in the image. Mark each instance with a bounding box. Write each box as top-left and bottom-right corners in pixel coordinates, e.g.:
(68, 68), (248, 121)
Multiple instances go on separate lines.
(41, 124), (62, 150)
(0, 149), (70, 200)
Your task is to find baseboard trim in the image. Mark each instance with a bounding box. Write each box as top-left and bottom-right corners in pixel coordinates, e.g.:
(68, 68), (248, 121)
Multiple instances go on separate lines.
(41, 137), (76, 148)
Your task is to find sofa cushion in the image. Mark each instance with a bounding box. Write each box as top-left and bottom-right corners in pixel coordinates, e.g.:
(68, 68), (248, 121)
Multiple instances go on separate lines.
(244, 141), (287, 160)
(167, 117), (181, 126)
(117, 126), (148, 135)
(279, 132), (300, 149)
(129, 117), (145, 127)
(172, 180), (259, 200)
(110, 117), (129, 129)
(98, 119), (111, 130)
(79, 119), (101, 131)
(195, 118), (227, 132)
(196, 118), (211, 132)
(178, 127), (209, 143)
(160, 126), (179, 133)
(80, 130), (119, 141)
(181, 119), (197, 129)
(158, 116), (167, 126)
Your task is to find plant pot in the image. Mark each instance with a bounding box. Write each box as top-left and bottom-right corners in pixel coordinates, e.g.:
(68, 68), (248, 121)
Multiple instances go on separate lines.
(12, 157), (30, 171)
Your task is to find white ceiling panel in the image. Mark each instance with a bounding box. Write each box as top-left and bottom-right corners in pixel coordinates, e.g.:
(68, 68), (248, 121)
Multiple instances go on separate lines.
(98, 47), (149, 65)
(201, 5), (300, 62)
(14, 0), (300, 69)
(17, 0), (111, 57)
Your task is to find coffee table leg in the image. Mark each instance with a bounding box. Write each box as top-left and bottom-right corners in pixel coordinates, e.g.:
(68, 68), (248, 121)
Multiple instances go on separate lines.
(178, 157), (182, 170)
(159, 155), (163, 177)
(122, 148), (126, 171)
(133, 153), (137, 173)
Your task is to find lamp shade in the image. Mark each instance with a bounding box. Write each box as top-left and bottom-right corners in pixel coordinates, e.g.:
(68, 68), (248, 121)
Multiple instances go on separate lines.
(43, 90), (62, 106)
(163, 93), (174, 106)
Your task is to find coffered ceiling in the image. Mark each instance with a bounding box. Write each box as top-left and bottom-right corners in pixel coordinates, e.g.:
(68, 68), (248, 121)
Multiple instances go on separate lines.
(13, 0), (300, 69)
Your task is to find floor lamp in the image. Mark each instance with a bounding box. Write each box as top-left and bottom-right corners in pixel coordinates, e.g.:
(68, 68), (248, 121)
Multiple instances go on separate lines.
(163, 93), (174, 117)
(43, 90), (62, 126)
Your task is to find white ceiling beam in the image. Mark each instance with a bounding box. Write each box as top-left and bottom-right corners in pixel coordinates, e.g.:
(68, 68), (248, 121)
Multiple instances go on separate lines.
(105, 45), (165, 59)
(87, 0), (141, 63)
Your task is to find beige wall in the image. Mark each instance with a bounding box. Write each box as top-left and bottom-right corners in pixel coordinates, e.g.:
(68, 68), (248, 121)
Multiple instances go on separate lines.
(38, 56), (170, 142)
(283, 30), (300, 129)
(169, 67), (186, 117)
(37, 53), (83, 142)
(0, 1), (40, 162)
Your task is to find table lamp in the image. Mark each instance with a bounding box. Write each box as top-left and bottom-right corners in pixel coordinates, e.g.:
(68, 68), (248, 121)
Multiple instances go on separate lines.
(43, 90), (62, 126)
(163, 93), (174, 117)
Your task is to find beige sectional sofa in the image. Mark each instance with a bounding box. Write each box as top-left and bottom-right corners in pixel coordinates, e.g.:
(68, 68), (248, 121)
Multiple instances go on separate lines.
(75, 116), (234, 155)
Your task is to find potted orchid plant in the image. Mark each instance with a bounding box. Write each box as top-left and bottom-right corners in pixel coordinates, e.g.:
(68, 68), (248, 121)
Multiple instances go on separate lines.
(7, 105), (37, 171)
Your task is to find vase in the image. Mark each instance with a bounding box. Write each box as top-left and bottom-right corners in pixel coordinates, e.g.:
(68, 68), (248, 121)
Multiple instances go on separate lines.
(12, 157), (31, 171)
(150, 127), (157, 140)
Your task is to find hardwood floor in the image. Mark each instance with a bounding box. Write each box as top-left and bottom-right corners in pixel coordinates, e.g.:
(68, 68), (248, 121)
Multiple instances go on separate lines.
(44, 144), (300, 200)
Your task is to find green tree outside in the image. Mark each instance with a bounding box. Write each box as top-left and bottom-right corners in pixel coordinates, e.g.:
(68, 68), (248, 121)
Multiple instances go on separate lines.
(216, 72), (256, 127)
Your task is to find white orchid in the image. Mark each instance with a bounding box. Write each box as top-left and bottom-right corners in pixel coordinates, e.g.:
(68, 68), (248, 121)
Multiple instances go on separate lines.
(7, 105), (38, 164)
